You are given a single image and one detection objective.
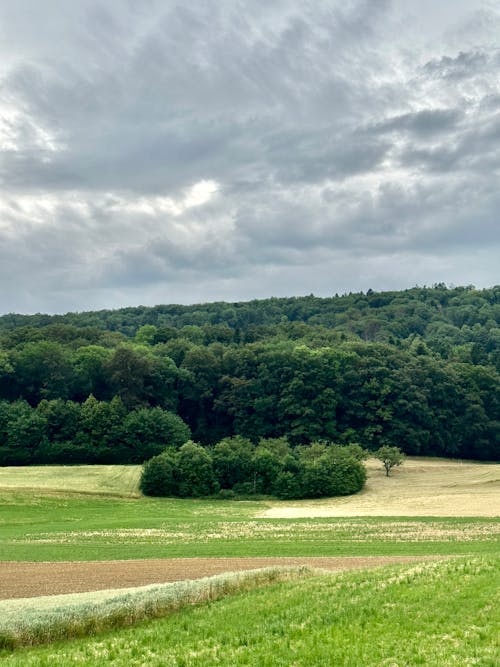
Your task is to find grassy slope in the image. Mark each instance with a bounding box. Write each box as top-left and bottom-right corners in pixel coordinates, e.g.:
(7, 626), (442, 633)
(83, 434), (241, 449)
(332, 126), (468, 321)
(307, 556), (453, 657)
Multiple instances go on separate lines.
(0, 466), (141, 497)
(1, 557), (498, 666)
(262, 457), (500, 517)
(0, 459), (499, 561)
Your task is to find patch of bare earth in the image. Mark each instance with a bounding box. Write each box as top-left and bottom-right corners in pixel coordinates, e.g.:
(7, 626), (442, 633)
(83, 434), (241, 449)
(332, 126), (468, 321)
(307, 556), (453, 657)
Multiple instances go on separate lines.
(0, 556), (440, 600)
(260, 458), (500, 518)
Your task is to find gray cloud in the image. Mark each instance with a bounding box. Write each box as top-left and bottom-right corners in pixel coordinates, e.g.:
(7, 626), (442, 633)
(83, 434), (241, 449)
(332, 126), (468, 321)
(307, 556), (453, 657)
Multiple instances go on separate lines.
(374, 109), (463, 137)
(0, 0), (499, 314)
(422, 50), (493, 80)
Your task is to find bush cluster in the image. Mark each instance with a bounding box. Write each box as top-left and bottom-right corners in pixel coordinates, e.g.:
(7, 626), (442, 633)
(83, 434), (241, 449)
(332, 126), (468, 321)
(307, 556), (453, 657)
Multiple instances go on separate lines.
(140, 437), (367, 499)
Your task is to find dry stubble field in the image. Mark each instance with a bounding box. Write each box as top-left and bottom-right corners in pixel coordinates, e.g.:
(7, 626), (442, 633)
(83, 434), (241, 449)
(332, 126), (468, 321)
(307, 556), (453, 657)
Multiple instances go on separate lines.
(261, 457), (500, 517)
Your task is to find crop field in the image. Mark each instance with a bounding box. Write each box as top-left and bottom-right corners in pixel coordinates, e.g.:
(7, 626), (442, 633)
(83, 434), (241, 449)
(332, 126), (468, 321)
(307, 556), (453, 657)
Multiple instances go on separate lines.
(0, 458), (498, 664)
(1, 557), (498, 665)
(1, 556), (440, 600)
(0, 567), (314, 650)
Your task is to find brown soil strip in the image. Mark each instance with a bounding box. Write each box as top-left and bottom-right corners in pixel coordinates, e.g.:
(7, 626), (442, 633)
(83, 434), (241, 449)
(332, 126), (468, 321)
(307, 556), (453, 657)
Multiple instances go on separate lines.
(0, 556), (440, 600)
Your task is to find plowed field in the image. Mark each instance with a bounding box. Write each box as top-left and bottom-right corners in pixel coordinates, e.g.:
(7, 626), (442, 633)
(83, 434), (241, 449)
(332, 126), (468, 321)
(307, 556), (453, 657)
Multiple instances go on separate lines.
(0, 556), (438, 600)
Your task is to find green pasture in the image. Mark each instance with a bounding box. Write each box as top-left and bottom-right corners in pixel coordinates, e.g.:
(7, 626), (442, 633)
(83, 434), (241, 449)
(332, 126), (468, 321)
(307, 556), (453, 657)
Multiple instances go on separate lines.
(1, 490), (499, 561)
(0, 492), (500, 561)
(1, 557), (498, 666)
(1, 465), (499, 664)
(0, 464), (499, 561)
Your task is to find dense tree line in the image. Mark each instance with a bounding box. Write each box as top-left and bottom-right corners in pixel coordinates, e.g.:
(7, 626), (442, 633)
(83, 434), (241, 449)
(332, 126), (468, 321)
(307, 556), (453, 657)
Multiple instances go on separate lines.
(0, 285), (498, 464)
(140, 437), (367, 499)
(0, 397), (190, 465)
(1, 285), (499, 369)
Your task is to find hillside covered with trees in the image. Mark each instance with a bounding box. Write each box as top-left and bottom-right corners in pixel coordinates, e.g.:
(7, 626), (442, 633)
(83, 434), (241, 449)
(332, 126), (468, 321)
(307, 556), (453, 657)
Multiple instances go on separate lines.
(0, 285), (498, 465)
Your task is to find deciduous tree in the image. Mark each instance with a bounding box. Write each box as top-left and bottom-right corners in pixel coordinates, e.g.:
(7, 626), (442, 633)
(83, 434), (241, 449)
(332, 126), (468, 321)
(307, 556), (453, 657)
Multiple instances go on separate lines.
(375, 445), (405, 476)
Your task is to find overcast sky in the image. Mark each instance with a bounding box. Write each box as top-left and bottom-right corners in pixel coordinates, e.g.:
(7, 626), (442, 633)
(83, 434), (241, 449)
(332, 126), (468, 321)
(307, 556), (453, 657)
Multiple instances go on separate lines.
(0, 0), (499, 314)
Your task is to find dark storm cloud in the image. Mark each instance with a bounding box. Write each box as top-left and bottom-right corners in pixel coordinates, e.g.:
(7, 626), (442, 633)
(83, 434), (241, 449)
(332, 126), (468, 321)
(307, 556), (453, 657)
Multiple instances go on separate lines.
(399, 107), (500, 173)
(0, 0), (499, 313)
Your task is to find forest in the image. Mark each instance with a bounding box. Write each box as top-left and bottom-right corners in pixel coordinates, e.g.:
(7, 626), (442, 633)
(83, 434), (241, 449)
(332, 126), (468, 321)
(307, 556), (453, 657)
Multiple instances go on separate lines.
(0, 284), (498, 466)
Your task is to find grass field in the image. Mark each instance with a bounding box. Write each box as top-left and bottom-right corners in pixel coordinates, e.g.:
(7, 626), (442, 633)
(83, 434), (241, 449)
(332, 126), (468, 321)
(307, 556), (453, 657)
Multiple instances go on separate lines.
(1, 458), (498, 562)
(0, 465), (141, 497)
(1, 557), (498, 666)
(0, 458), (498, 664)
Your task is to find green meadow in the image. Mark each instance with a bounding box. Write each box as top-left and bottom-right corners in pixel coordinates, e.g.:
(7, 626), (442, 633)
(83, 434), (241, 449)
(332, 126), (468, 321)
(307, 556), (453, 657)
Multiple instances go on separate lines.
(0, 461), (498, 665)
(1, 490), (499, 562)
(1, 462), (499, 561)
(1, 557), (498, 666)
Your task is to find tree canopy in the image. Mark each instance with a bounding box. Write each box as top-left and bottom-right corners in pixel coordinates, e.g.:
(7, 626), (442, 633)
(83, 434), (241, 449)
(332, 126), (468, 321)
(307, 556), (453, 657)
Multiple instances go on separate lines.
(0, 285), (498, 464)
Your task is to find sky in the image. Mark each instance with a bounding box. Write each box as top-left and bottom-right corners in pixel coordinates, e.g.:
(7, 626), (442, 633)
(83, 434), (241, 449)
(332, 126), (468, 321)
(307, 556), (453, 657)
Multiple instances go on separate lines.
(0, 0), (499, 314)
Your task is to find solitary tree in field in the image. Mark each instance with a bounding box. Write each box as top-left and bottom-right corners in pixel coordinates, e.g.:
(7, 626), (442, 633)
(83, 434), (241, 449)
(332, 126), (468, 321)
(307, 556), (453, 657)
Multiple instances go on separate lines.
(375, 446), (405, 476)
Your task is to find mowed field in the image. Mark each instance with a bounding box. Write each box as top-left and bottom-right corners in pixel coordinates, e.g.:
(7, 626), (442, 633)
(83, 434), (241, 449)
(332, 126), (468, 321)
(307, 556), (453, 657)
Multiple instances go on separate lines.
(1, 456), (498, 510)
(0, 465), (141, 497)
(262, 457), (500, 517)
(0, 458), (499, 664)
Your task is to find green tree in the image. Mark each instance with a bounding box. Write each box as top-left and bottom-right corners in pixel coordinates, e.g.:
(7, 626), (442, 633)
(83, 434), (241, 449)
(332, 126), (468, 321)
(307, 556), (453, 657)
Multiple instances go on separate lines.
(175, 441), (219, 497)
(134, 325), (158, 346)
(0, 349), (14, 400)
(104, 346), (153, 408)
(211, 436), (255, 489)
(76, 394), (127, 462)
(375, 445), (405, 476)
(11, 341), (73, 403)
(71, 345), (112, 400)
(121, 407), (190, 462)
(0, 400), (48, 465)
(179, 346), (223, 442)
(36, 399), (81, 445)
(146, 353), (182, 411)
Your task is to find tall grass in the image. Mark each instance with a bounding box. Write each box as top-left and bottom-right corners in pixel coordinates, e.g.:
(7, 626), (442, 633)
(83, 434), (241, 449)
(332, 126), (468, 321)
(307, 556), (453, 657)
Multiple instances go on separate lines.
(0, 567), (312, 650)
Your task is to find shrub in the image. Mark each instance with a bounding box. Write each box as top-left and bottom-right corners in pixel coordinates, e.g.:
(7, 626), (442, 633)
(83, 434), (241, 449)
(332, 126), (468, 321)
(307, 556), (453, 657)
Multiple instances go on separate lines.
(252, 447), (283, 494)
(139, 450), (177, 496)
(299, 444), (366, 498)
(273, 471), (303, 499)
(140, 438), (366, 499)
(216, 488), (236, 500)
